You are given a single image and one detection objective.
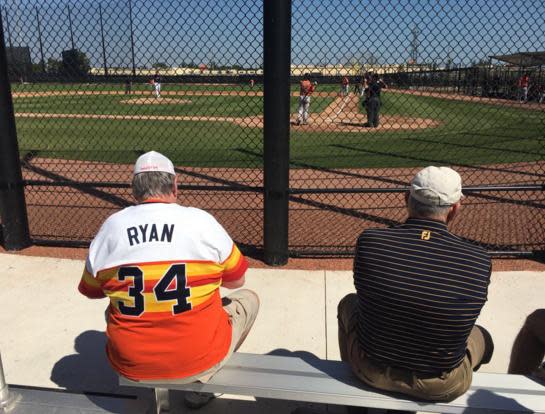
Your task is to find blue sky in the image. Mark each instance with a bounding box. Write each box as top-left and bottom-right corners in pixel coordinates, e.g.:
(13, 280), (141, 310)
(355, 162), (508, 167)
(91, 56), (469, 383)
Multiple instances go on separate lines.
(1, 0), (544, 69)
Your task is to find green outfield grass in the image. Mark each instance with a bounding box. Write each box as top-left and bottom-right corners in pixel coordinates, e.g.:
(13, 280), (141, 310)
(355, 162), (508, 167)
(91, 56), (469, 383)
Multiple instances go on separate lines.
(16, 118), (263, 167)
(15, 94), (263, 117)
(12, 81), (339, 94)
(292, 91), (544, 168)
(12, 83), (545, 169)
(13, 90), (334, 117)
(11, 82), (262, 93)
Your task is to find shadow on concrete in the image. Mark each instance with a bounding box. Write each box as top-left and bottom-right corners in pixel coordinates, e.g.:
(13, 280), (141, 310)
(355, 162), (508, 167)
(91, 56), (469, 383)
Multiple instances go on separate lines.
(50, 330), (117, 393)
(462, 388), (531, 413)
(50, 330), (150, 413)
(267, 348), (323, 364)
(265, 349), (345, 414)
(167, 390), (333, 414)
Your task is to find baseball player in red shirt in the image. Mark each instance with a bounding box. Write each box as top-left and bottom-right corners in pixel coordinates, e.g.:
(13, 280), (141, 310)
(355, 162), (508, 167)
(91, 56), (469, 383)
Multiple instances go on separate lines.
(518, 73), (530, 103)
(296, 74), (316, 125)
(341, 76), (349, 96)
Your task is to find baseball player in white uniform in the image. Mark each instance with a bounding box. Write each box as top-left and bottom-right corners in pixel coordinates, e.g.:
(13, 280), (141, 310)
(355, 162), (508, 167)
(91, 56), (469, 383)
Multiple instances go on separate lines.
(152, 73), (161, 98)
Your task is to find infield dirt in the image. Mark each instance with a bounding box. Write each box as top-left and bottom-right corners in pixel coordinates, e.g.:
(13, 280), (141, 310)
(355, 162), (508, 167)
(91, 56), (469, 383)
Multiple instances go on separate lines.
(15, 92), (439, 132)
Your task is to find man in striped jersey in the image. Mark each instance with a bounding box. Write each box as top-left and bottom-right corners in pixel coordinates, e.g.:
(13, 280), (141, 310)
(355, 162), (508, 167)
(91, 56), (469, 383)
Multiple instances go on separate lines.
(79, 151), (259, 408)
(338, 166), (494, 402)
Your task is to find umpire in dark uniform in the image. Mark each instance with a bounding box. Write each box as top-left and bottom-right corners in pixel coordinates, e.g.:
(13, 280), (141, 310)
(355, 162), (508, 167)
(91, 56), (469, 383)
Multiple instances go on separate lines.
(364, 73), (387, 128)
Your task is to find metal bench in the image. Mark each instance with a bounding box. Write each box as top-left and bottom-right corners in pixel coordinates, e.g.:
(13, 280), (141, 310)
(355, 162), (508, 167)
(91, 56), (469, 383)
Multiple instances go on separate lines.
(120, 352), (545, 414)
(1, 385), (147, 414)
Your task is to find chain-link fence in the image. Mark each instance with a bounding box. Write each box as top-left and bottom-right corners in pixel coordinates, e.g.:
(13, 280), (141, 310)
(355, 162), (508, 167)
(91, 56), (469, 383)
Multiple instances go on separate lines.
(1, 0), (544, 259)
(1, 0), (265, 254)
(288, 1), (545, 256)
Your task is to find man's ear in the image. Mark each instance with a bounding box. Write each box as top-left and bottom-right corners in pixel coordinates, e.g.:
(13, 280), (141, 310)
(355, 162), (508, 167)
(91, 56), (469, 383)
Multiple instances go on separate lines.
(172, 175), (178, 198)
(447, 201), (461, 223)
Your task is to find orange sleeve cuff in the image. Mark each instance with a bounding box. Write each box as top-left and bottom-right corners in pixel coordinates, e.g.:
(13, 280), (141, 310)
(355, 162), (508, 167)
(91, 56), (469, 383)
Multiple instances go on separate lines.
(78, 268), (105, 299)
(222, 245), (248, 283)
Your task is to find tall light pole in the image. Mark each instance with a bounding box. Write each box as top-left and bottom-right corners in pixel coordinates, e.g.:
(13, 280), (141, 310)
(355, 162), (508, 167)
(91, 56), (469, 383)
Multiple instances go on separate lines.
(409, 24), (421, 64)
(128, 0), (136, 77)
(67, 4), (75, 50)
(35, 6), (45, 72)
(99, 3), (108, 76)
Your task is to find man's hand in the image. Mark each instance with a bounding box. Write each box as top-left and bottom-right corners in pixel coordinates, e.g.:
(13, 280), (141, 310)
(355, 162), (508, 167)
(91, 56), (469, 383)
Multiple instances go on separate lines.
(222, 275), (245, 289)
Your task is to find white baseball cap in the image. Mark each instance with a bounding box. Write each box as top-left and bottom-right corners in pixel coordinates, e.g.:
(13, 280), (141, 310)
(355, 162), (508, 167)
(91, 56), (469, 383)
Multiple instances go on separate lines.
(133, 151), (175, 175)
(410, 166), (463, 206)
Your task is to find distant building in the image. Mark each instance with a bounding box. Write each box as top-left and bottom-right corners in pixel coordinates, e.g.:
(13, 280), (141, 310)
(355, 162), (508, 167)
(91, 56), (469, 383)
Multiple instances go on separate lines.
(289, 63), (436, 77)
(5, 46), (32, 80)
(89, 67), (264, 76)
(89, 63), (442, 78)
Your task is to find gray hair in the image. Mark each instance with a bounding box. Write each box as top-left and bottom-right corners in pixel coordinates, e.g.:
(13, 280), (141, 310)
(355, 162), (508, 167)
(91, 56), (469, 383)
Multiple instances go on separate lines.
(407, 194), (451, 219)
(132, 171), (175, 201)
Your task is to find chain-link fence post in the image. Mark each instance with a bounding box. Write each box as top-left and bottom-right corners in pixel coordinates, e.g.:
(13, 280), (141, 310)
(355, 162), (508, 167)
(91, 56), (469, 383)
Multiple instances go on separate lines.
(128, 0), (136, 78)
(263, 0), (291, 266)
(0, 10), (30, 251)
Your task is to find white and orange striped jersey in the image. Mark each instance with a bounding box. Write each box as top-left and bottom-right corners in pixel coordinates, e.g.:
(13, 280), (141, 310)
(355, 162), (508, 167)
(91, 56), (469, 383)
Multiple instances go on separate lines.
(78, 200), (248, 380)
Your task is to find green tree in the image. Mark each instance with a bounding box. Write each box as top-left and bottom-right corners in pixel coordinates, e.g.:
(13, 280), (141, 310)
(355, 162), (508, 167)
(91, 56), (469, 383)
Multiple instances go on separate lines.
(152, 62), (169, 69)
(46, 58), (62, 74)
(61, 49), (90, 78)
(32, 62), (45, 73)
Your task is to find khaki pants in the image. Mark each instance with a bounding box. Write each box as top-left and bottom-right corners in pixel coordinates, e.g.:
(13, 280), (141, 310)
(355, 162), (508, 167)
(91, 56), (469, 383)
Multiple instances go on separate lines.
(143, 289), (260, 384)
(337, 293), (491, 402)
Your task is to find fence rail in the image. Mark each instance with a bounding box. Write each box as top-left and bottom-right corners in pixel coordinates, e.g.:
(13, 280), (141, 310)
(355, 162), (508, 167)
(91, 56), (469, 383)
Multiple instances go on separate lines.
(1, 0), (544, 261)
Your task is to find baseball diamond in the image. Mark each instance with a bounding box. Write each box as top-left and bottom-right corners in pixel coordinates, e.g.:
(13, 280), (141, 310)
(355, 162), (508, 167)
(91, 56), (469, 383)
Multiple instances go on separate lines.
(11, 83), (544, 168)
(9, 82), (545, 255)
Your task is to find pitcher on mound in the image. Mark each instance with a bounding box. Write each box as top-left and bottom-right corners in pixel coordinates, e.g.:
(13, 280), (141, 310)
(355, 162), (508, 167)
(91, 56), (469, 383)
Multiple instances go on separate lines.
(296, 74), (316, 125)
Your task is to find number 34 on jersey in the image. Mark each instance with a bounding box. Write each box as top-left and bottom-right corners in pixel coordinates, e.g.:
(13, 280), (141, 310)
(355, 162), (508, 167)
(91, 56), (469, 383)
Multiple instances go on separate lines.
(88, 261), (223, 317)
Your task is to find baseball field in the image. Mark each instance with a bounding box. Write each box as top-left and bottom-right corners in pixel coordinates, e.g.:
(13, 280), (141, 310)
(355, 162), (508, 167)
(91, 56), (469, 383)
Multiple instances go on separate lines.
(11, 82), (545, 169)
(9, 81), (545, 253)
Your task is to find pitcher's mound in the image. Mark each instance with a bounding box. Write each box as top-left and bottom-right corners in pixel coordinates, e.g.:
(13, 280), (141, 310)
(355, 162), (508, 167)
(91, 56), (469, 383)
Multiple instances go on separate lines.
(120, 97), (192, 105)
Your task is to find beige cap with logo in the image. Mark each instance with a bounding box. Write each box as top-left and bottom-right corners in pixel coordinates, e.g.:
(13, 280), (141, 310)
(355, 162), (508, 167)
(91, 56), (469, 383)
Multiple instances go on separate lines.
(133, 151), (175, 175)
(410, 166), (463, 206)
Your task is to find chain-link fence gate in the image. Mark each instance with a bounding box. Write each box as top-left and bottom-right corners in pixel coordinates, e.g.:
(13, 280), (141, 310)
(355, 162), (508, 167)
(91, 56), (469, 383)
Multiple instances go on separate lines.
(1, 0), (544, 262)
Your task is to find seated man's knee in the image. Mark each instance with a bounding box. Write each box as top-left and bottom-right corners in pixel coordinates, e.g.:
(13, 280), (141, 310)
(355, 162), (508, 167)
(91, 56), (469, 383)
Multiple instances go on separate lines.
(525, 309), (545, 331)
(337, 294), (359, 331)
(337, 293), (358, 315)
(235, 288), (260, 313)
(247, 289), (260, 311)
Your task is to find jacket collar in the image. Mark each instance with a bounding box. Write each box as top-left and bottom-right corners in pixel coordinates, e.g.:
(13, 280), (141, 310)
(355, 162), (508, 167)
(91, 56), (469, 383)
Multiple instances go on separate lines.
(403, 217), (448, 231)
